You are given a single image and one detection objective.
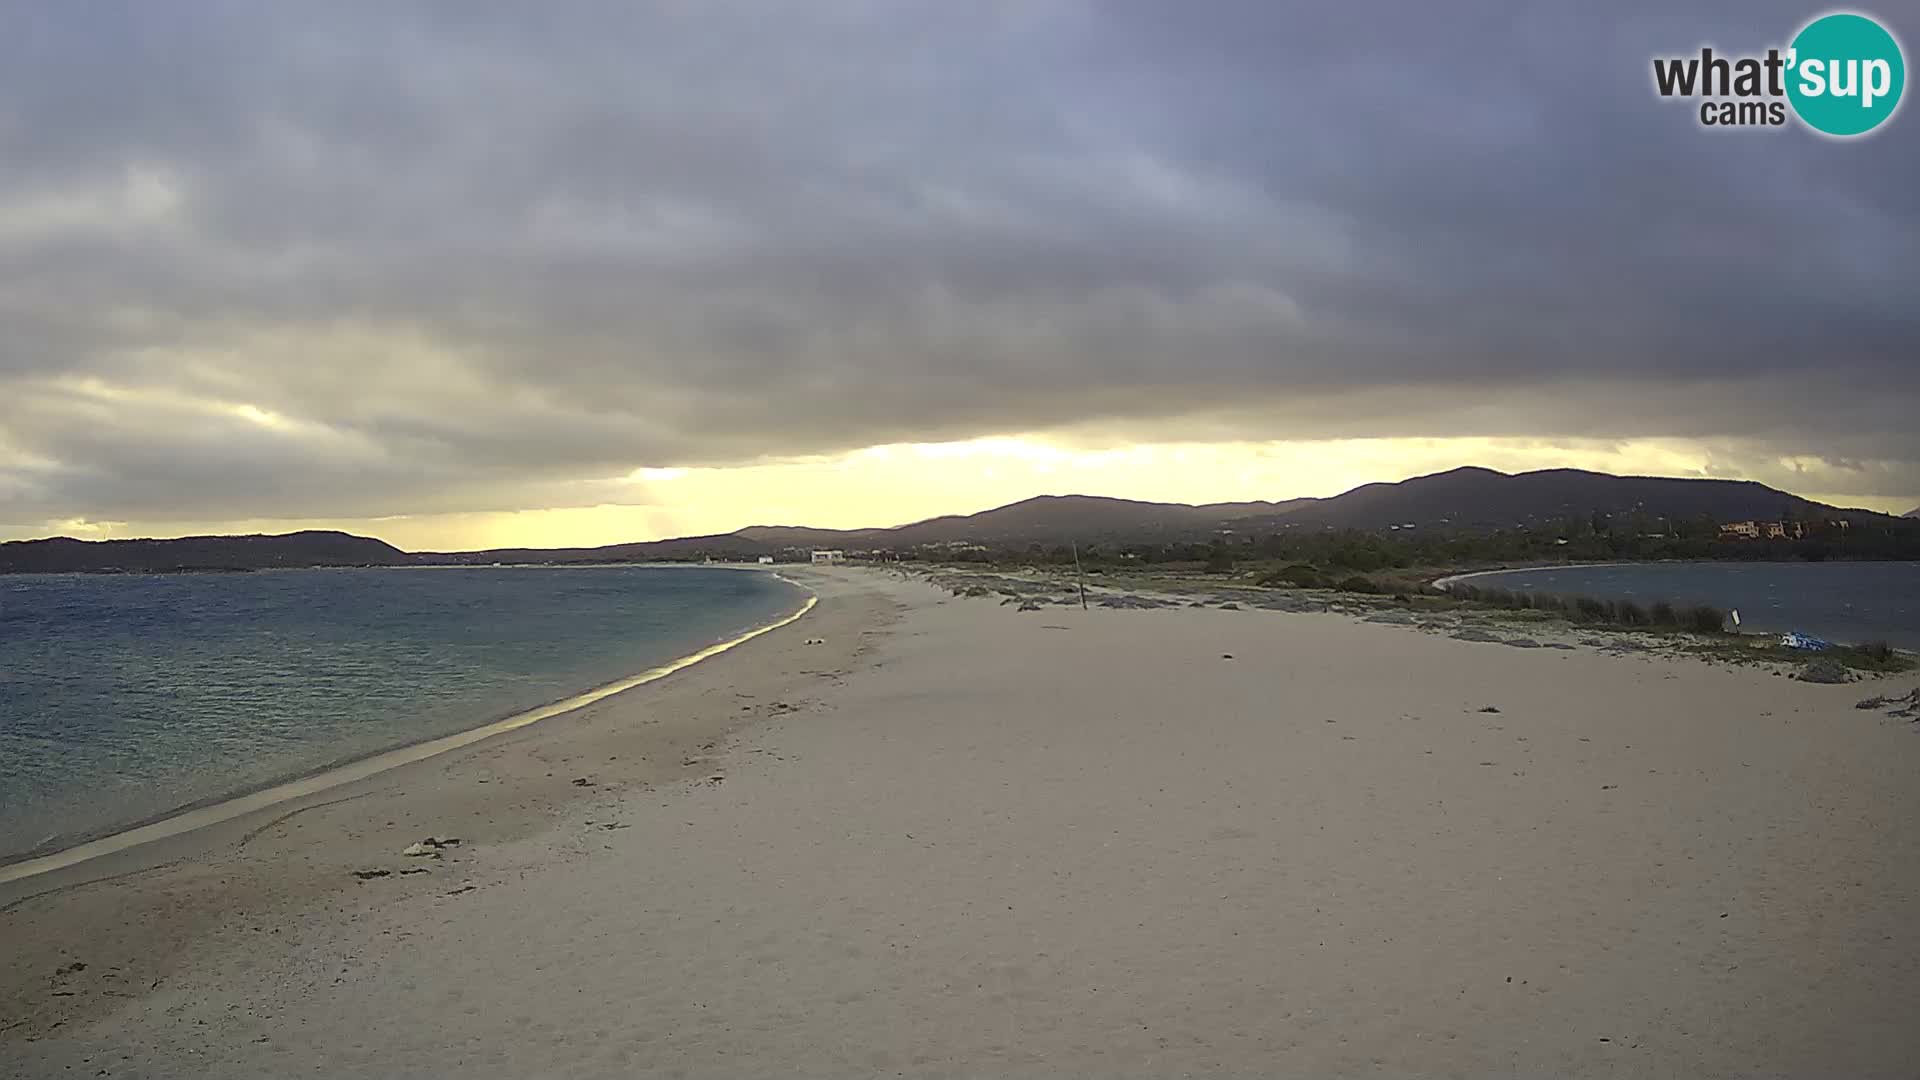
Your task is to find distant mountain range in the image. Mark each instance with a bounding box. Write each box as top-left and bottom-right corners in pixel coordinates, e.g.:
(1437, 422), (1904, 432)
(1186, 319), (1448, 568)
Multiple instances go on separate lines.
(0, 531), (410, 574)
(1243, 466), (1873, 533)
(3, 467), (1909, 573)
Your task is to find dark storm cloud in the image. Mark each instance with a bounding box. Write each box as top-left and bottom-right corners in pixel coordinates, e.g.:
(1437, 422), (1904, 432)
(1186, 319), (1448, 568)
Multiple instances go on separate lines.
(1, 0), (1915, 526)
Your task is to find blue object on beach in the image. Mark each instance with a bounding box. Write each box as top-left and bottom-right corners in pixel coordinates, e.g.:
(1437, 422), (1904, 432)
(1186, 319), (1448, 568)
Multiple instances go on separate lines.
(1780, 631), (1833, 651)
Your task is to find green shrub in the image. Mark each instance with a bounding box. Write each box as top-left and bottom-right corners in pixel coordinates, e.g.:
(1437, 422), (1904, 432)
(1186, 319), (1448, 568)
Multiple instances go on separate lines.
(1259, 563), (1327, 589)
(1450, 583), (1708, 634)
(1861, 640), (1896, 663)
(1686, 604), (1726, 633)
(1337, 575), (1380, 593)
(1372, 574), (1429, 596)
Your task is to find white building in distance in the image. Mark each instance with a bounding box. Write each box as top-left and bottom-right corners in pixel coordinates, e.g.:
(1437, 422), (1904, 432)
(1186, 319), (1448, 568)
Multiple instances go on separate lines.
(810, 549), (845, 565)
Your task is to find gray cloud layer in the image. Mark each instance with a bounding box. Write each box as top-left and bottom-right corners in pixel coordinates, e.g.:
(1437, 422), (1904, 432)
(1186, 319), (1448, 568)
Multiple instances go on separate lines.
(2, 1), (1916, 526)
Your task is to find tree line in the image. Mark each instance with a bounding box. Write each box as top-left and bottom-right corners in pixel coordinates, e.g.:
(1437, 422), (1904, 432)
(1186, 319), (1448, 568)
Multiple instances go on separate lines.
(929, 512), (1920, 572)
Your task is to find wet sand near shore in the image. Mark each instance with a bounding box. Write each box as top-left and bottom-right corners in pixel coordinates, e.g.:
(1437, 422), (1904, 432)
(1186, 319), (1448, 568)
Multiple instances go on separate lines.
(6, 567), (1919, 1077)
(1, 569), (896, 1049)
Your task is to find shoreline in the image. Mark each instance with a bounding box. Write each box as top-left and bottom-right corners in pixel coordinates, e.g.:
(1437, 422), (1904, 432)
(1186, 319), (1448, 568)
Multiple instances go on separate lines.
(8, 570), (1920, 1074)
(1, 567), (893, 1050)
(7, 568), (1916, 1075)
(1429, 561), (1625, 590)
(1436, 556), (1920, 587)
(1, 560), (812, 578)
(1432, 560), (1917, 650)
(0, 576), (818, 887)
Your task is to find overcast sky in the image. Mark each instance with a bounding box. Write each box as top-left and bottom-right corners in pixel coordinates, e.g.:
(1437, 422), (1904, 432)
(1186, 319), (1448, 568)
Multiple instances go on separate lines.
(2, 2), (1915, 547)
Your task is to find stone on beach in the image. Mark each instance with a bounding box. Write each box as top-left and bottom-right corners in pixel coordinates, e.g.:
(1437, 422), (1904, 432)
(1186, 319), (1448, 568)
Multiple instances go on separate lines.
(1796, 658), (1855, 684)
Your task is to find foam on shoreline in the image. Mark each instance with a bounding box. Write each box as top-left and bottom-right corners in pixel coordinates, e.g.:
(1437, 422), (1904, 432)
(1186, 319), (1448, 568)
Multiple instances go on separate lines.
(1429, 562), (1626, 590)
(0, 587), (817, 887)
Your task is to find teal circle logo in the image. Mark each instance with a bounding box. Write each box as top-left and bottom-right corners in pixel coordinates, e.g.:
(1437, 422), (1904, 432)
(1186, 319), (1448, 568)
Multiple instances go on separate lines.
(1787, 12), (1905, 136)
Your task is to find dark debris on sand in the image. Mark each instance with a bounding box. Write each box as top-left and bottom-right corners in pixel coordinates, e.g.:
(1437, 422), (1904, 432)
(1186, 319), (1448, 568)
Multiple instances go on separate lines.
(1796, 658), (1855, 684)
(1856, 687), (1920, 718)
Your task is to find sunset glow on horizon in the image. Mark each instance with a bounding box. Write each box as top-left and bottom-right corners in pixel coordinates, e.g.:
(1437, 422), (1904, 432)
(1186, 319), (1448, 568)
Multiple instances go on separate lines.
(15, 434), (1912, 552)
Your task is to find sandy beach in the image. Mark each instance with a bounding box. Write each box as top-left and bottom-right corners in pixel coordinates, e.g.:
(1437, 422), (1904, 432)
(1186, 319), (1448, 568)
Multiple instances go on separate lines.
(5, 566), (1919, 1078)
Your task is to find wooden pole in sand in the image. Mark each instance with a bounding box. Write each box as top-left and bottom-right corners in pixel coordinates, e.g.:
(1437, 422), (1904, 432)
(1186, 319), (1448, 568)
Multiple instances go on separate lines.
(1072, 540), (1088, 610)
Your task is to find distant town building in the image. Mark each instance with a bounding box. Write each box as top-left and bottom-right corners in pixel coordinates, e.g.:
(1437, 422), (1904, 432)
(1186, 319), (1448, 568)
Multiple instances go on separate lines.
(757, 555), (775, 564)
(1719, 520), (1807, 540)
(810, 549), (845, 565)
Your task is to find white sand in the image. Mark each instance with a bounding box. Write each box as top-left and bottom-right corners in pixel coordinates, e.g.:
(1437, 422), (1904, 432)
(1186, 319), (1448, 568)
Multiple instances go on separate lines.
(5, 567), (1919, 1077)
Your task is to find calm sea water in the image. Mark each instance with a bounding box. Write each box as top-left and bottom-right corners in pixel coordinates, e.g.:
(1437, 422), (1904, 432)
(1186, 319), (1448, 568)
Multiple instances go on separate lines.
(1462, 561), (1920, 649)
(0, 566), (802, 862)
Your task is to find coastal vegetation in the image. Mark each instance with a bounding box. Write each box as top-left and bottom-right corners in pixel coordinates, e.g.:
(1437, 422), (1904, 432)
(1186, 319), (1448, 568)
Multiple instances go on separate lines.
(924, 551), (1917, 676)
(1442, 582), (1730, 634)
(941, 516), (1920, 575)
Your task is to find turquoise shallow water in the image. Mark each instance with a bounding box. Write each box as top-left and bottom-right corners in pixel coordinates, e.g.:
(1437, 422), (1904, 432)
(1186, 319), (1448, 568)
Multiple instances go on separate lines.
(0, 565), (802, 862)
(1459, 561), (1920, 649)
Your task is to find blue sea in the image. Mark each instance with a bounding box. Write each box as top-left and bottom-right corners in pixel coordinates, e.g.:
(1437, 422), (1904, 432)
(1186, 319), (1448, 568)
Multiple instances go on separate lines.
(0, 566), (803, 863)
(1460, 561), (1920, 649)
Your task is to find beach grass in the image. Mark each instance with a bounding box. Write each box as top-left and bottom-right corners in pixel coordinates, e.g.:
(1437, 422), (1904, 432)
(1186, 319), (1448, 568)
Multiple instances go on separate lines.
(922, 560), (1915, 676)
